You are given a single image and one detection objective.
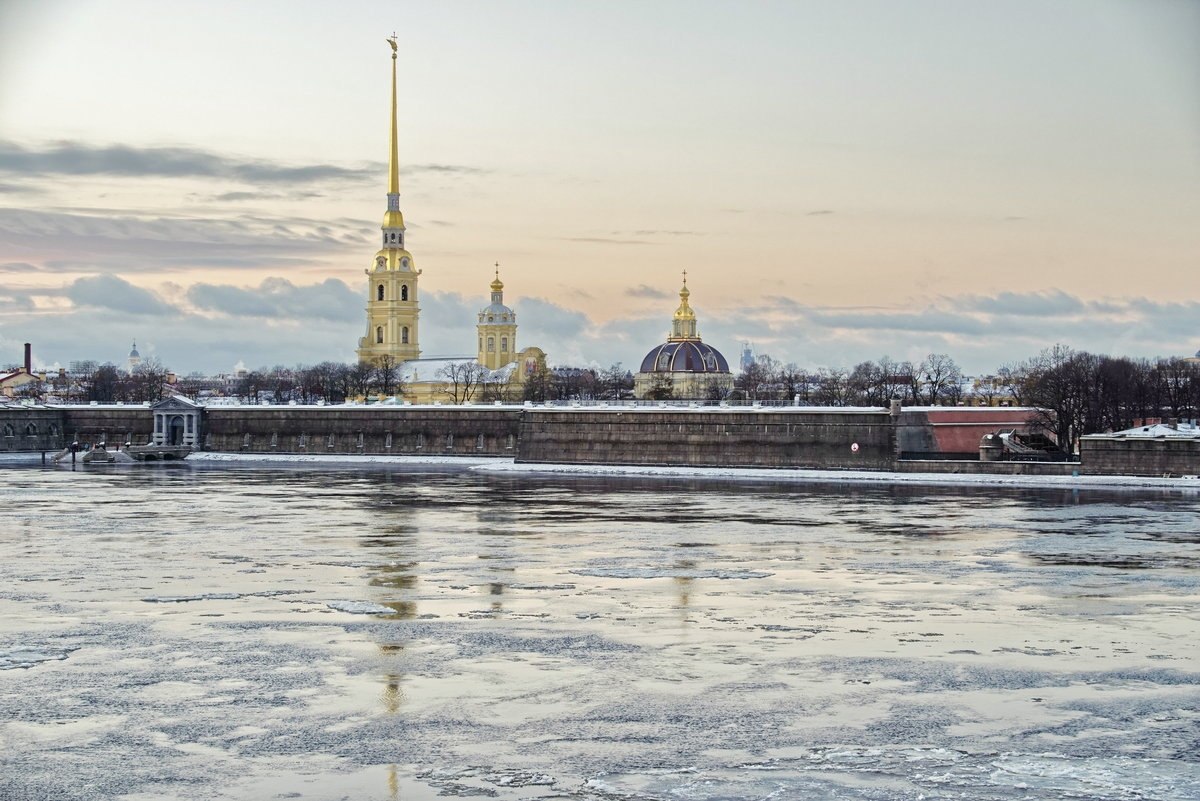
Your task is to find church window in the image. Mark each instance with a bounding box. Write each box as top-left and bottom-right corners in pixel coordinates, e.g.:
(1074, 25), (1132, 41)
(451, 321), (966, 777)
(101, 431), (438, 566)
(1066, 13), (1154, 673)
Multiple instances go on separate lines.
(476, 433), (484, 450)
(376, 326), (384, 344)
(657, 352), (670, 370)
(3, 424), (13, 437)
(401, 285), (408, 301)
(488, 315), (494, 322)
(25, 424), (37, 436)
(500, 337), (508, 352)
(487, 337), (495, 353)
(398, 233), (404, 247)
(705, 353), (716, 370)
(377, 284), (385, 301)
(445, 433), (454, 449)
(479, 337), (483, 352)
(390, 233), (397, 243)
(401, 327), (409, 344)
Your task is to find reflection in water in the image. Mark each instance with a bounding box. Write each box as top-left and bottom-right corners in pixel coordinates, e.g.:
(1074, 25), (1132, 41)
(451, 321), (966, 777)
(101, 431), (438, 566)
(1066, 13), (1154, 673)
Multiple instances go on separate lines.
(674, 559), (695, 615)
(5, 464), (1198, 801)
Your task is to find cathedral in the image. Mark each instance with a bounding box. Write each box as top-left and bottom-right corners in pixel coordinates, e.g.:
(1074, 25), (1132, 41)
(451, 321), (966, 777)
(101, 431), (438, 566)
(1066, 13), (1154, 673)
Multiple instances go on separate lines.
(355, 36), (545, 403)
(634, 272), (733, 400)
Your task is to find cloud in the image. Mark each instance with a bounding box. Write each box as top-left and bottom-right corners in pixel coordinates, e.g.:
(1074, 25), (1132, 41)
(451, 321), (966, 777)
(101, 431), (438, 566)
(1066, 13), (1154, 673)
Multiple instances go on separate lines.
(0, 140), (489, 185)
(0, 140), (377, 185)
(186, 277), (360, 322)
(806, 210), (834, 216)
(561, 237), (653, 246)
(964, 290), (1085, 317)
(3, 284), (1198, 379)
(0, 262), (42, 274)
(65, 275), (179, 316)
(625, 284), (671, 300)
(0, 207), (367, 273)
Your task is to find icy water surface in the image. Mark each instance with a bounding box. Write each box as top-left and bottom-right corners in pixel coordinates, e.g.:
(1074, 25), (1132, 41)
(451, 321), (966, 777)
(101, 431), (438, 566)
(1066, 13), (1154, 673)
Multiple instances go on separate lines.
(1, 463), (1198, 800)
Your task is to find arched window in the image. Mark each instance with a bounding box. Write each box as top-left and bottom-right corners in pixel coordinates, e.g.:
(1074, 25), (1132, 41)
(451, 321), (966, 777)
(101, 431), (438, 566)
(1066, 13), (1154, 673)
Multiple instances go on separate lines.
(657, 352), (670, 370)
(479, 337), (483, 352)
(500, 337), (508, 353)
(3, 424), (13, 437)
(704, 353), (716, 370)
(401, 327), (409, 344)
(398, 233), (403, 247)
(487, 337), (495, 353)
(377, 284), (385, 301)
(25, 424), (37, 436)
(401, 285), (408, 301)
(376, 326), (384, 344)
(390, 232), (397, 243)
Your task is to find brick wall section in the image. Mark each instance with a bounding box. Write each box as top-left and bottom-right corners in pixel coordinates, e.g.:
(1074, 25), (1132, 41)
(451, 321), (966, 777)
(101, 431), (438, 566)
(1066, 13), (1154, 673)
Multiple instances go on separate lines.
(516, 408), (895, 469)
(202, 407), (523, 456)
(1080, 437), (1200, 476)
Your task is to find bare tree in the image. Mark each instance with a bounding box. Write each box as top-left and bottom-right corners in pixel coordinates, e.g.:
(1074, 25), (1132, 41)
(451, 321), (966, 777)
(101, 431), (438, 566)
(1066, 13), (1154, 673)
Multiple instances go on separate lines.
(370, 355), (403, 399)
(919, 353), (963, 406)
(437, 361), (487, 404)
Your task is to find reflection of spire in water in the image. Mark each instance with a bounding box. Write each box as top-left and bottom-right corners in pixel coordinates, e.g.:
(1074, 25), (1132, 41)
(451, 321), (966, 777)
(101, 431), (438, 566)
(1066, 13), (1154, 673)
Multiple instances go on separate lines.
(488, 581), (504, 614)
(674, 559), (695, 617)
(388, 763), (399, 800)
(382, 672), (404, 714)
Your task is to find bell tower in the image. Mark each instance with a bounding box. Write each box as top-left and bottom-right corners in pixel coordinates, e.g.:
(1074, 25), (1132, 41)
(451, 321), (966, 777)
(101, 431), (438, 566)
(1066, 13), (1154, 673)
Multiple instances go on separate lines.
(477, 264), (518, 370)
(357, 34), (421, 364)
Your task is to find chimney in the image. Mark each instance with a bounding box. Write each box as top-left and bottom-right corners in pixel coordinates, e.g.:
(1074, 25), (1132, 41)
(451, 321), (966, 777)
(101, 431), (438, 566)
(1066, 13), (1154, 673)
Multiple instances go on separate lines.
(23, 342), (31, 374)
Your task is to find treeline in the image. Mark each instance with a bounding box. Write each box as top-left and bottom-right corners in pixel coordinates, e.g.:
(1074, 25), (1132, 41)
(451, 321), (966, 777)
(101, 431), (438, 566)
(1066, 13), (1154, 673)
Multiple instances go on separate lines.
(733, 347), (1200, 447)
(735, 353), (967, 406)
(24, 360), (175, 404)
(1007, 346), (1200, 449)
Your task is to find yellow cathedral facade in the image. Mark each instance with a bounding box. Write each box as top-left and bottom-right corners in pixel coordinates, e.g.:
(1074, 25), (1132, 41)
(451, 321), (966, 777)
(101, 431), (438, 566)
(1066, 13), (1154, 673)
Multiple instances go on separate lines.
(355, 36), (545, 403)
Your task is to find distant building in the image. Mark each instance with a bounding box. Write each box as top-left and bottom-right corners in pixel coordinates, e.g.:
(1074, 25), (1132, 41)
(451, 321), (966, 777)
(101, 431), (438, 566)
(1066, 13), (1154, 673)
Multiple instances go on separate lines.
(740, 342), (755, 373)
(127, 341), (142, 374)
(0, 343), (39, 398)
(633, 273), (734, 400)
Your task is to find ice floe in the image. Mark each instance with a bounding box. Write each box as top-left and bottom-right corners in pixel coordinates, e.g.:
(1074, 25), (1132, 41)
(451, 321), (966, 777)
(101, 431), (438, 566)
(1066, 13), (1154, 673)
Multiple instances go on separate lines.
(324, 600), (395, 615)
(0, 646), (76, 670)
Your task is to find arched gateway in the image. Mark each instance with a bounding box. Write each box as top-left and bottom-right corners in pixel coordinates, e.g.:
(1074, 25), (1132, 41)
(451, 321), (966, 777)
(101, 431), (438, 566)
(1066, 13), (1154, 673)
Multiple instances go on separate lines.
(151, 396), (202, 448)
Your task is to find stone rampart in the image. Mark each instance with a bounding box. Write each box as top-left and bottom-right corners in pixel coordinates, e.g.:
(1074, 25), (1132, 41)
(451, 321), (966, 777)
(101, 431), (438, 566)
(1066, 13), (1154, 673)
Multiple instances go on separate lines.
(516, 407), (895, 469)
(1, 407), (68, 452)
(1079, 435), (1200, 476)
(61, 406), (154, 448)
(202, 405), (523, 456)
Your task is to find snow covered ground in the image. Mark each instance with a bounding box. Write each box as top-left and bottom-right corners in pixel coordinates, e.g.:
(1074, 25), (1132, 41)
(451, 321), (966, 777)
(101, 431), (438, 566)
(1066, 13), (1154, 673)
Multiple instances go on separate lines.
(186, 450), (1200, 493)
(2, 463), (1198, 800)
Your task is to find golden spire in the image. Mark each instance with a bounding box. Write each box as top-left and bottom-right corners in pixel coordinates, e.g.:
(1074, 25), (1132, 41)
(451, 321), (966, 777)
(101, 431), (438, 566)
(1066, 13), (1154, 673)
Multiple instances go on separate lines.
(382, 33), (404, 231)
(491, 261), (504, 292)
(387, 33), (399, 196)
(669, 269), (698, 341)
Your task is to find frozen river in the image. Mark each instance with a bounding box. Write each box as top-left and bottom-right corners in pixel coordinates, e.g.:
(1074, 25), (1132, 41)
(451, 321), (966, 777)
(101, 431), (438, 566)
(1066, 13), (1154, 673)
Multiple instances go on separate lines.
(1, 461), (1198, 800)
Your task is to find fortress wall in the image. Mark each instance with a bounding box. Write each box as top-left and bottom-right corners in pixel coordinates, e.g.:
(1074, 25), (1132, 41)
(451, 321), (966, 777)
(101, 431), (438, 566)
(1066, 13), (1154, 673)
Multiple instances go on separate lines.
(1079, 436), (1200, 476)
(201, 406), (523, 456)
(516, 408), (895, 470)
(0, 408), (70, 452)
(60, 407), (154, 447)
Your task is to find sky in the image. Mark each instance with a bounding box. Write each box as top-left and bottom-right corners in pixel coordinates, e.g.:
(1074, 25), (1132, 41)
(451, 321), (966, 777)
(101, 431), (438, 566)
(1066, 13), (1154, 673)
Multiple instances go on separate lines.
(0, 0), (1197, 376)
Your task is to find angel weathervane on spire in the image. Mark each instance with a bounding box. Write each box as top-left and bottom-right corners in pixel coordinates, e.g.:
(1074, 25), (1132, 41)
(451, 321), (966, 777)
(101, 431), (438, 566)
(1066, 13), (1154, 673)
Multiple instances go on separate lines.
(387, 32), (398, 55)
